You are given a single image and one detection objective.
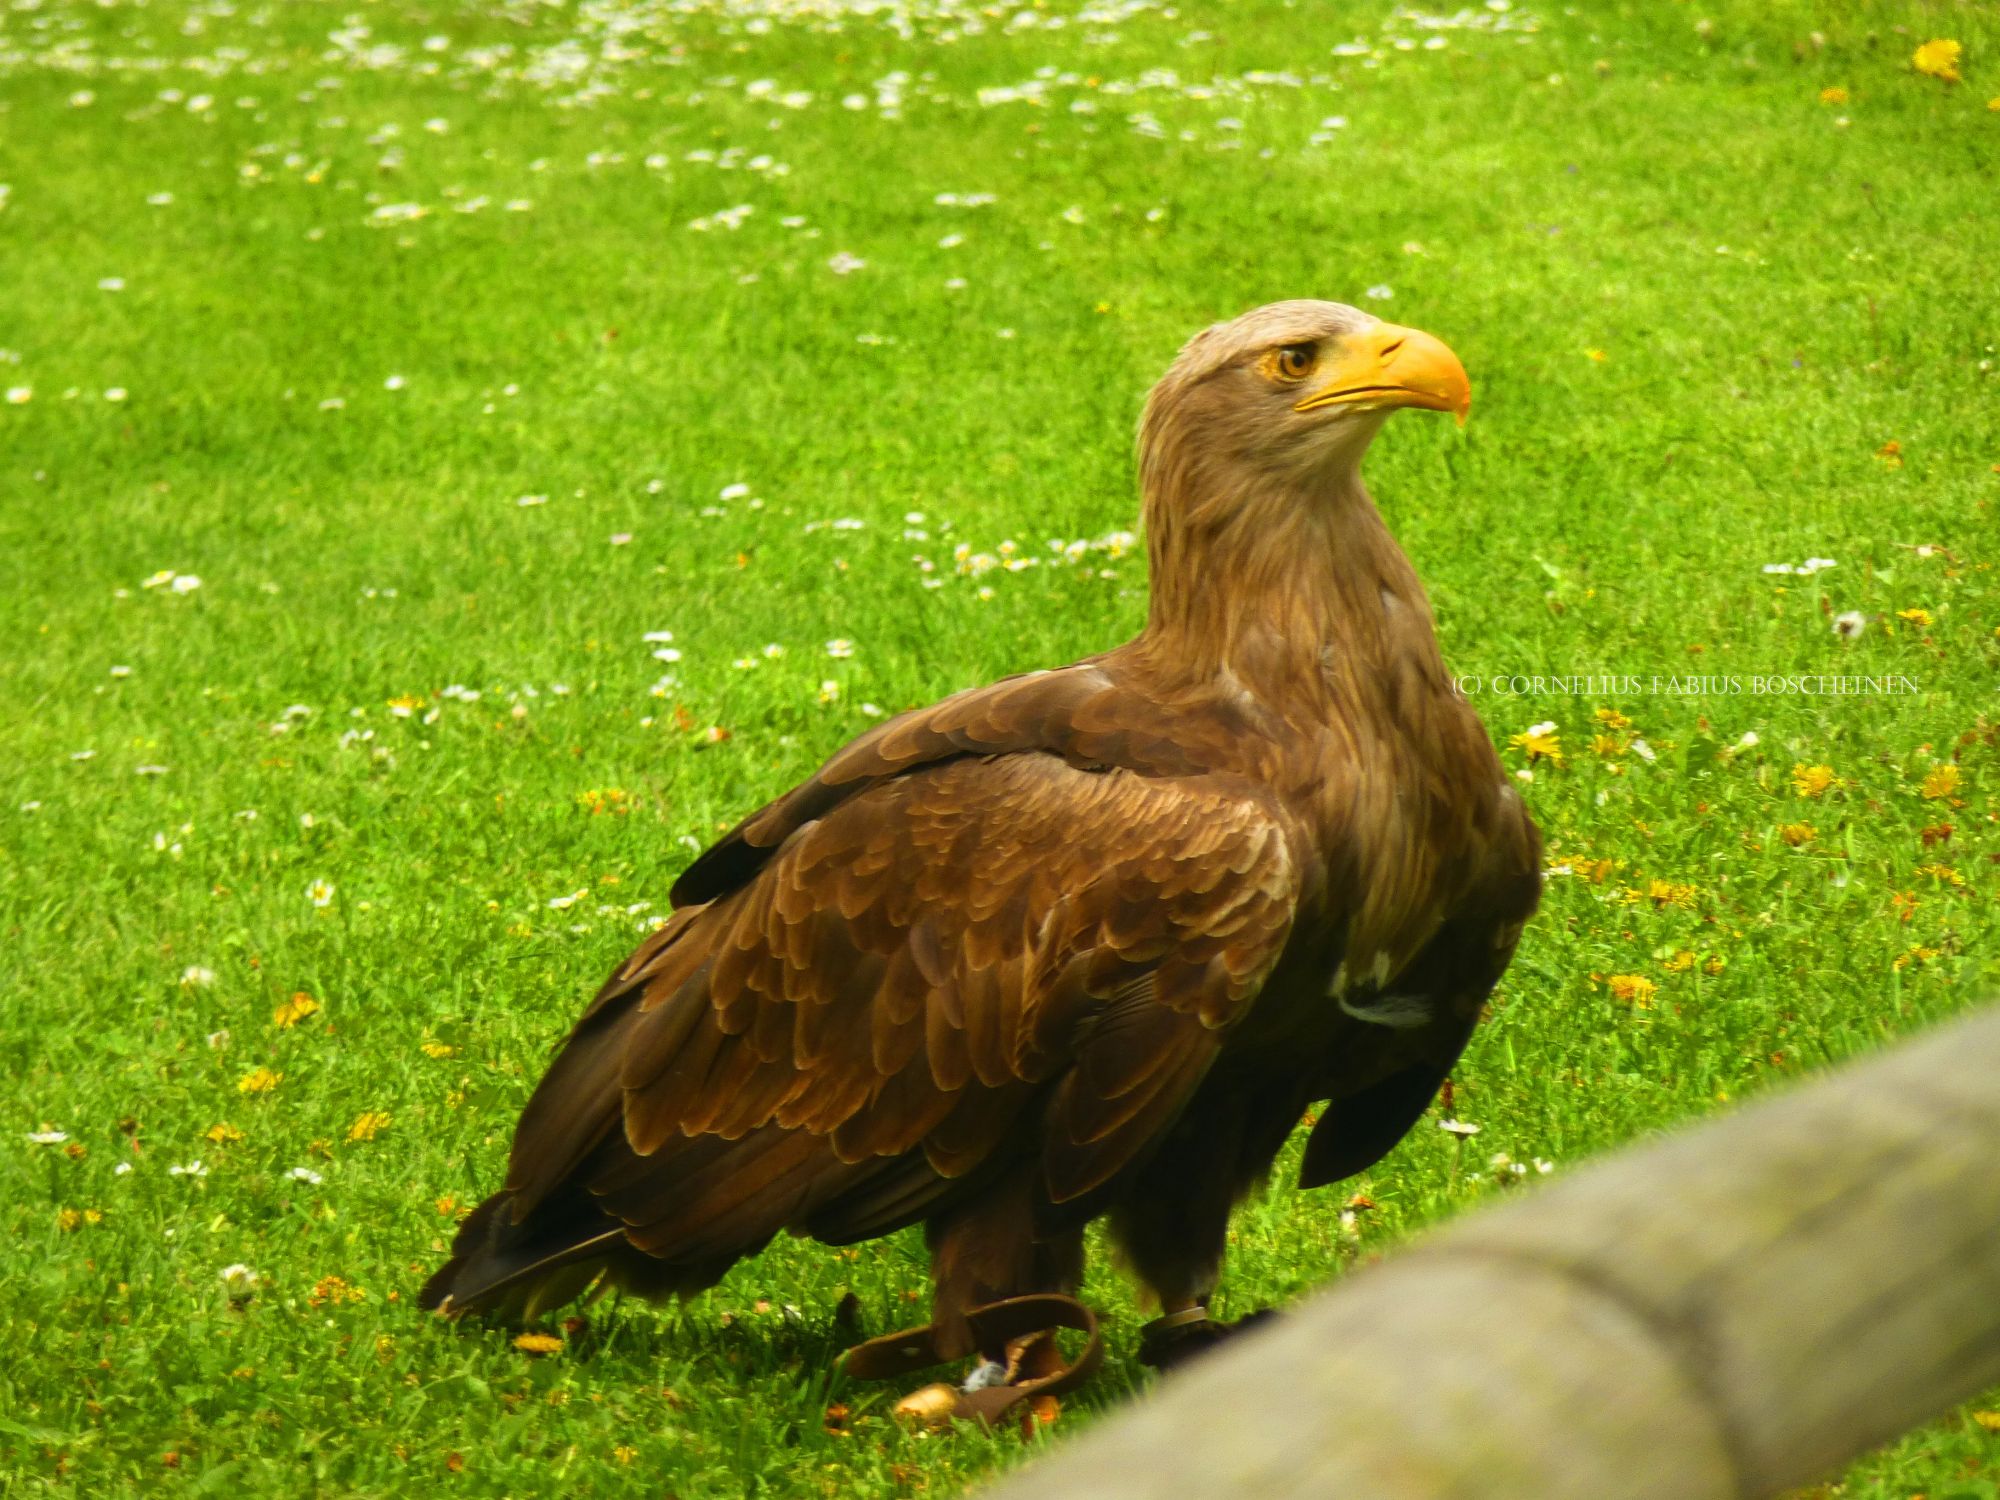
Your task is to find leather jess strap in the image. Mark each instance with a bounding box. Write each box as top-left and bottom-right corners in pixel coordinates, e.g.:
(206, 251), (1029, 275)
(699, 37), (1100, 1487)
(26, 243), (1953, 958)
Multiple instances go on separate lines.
(839, 1293), (1104, 1427)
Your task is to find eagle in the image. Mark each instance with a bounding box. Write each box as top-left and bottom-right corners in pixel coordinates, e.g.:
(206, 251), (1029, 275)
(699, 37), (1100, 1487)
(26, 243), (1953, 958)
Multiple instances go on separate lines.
(422, 300), (1541, 1413)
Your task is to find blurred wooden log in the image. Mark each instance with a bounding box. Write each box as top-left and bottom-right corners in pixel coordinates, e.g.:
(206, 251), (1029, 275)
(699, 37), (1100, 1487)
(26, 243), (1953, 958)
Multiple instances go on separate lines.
(987, 1003), (2000, 1500)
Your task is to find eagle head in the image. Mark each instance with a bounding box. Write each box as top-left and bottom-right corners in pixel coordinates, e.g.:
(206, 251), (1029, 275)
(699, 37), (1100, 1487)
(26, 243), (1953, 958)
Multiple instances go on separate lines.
(1140, 299), (1471, 482)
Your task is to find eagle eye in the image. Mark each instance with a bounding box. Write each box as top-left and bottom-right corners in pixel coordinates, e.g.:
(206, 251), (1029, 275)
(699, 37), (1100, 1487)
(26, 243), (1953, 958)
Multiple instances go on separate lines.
(1271, 343), (1317, 383)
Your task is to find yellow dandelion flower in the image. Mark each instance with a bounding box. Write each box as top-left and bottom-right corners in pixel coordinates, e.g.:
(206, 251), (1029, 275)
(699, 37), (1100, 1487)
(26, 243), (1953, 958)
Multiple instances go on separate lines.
(1818, 86), (1848, 105)
(1592, 706), (1632, 730)
(1912, 38), (1962, 83)
(57, 1208), (83, 1232)
(1915, 862), (1964, 886)
(237, 1067), (283, 1095)
(205, 1122), (246, 1146)
(1920, 764), (1961, 800)
(1589, 733), (1623, 758)
(347, 1110), (391, 1143)
(420, 1040), (456, 1059)
(1607, 973), (1657, 1007)
(1574, 857), (1614, 884)
(1892, 945), (1941, 972)
(512, 1332), (563, 1355)
(308, 1275), (366, 1307)
(1989, 97), (2000, 112)
(1896, 606), (1934, 630)
(1704, 955), (1726, 976)
(1509, 722), (1565, 766)
(386, 693), (428, 717)
(1791, 763), (1836, 799)
(84, 1208), (103, 1225)
(1777, 822), (1815, 847)
(576, 787), (632, 815)
(1643, 879), (1699, 909)
(1663, 949), (1698, 973)
(273, 992), (320, 1028)
(613, 1445), (638, 1465)
(1972, 1410), (2000, 1432)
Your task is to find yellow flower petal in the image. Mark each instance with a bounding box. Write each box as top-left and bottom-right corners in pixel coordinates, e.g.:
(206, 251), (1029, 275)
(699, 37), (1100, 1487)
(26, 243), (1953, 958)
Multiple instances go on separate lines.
(1912, 38), (1962, 83)
(1920, 764), (1960, 800)
(1606, 973), (1657, 1007)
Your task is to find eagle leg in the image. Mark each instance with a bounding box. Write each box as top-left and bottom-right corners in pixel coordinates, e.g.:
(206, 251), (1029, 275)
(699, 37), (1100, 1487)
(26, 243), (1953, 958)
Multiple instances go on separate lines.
(923, 1164), (1085, 1364)
(1136, 1304), (1277, 1372)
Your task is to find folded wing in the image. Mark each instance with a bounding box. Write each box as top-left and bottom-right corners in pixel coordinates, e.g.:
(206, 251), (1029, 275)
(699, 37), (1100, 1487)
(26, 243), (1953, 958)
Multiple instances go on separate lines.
(424, 725), (1300, 1315)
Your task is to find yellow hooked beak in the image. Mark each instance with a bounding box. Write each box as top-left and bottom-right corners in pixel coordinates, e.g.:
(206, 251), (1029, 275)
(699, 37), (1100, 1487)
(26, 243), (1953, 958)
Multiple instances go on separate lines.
(1293, 322), (1471, 426)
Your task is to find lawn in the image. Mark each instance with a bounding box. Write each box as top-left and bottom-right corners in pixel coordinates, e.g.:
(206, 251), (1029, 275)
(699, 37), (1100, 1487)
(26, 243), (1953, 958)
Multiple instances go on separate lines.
(2, 0), (1997, 1493)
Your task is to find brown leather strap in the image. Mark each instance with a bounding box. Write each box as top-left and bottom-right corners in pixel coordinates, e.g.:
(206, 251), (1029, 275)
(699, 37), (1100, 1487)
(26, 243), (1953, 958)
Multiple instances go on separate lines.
(1141, 1304), (1211, 1337)
(839, 1293), (1103, 1427)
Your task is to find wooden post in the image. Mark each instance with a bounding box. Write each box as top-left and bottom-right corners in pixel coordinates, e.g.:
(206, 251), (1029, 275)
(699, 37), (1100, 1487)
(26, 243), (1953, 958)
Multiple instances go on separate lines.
(985, 1003), (2000, 1500)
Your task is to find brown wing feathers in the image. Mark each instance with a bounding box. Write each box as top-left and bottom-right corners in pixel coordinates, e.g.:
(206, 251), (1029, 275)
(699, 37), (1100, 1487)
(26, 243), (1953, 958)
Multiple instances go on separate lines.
(422, 723), (1299, 1316)
(669, 665), (1227, 908)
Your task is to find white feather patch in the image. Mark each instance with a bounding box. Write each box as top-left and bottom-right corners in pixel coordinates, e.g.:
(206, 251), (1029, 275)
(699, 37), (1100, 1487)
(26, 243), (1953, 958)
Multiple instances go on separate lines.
(960, 1359), (1011, 1393)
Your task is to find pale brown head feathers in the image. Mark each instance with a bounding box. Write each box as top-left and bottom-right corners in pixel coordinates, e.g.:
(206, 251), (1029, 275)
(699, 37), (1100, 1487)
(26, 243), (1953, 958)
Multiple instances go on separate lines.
(1139, 299), (1470, 493)
(1134, 300), (1472, 683)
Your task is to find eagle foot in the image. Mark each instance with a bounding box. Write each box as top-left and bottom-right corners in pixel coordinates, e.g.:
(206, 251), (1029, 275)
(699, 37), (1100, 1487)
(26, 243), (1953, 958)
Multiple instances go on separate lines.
(891, 1347), (1062, 1435)
(1137, 1306), (1277, 1372)
(848, 1294), (1103, 1435)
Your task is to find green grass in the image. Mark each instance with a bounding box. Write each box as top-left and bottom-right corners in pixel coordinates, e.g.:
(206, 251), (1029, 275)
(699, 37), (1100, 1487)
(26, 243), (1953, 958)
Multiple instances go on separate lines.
(3, 0), (1998, 1493)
